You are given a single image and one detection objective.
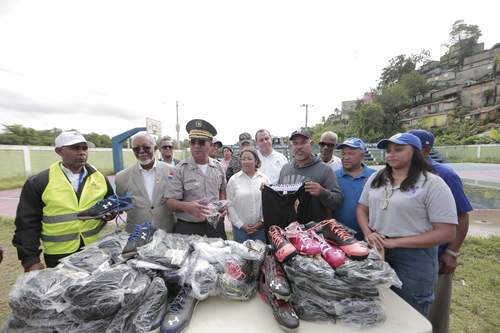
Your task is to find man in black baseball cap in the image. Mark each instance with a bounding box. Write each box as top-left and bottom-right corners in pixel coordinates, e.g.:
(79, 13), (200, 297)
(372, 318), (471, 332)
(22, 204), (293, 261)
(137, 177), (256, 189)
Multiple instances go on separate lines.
(277, 128), (343, 222)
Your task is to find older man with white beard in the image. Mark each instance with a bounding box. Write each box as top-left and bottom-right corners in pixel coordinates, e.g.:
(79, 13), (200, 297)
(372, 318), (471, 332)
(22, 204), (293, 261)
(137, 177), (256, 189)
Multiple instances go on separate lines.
(115, 132), (176, 233)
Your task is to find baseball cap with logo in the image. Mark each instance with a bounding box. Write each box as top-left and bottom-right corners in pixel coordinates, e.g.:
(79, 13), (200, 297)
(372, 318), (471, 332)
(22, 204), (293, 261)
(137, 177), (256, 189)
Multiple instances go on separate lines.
(238, 132), (252, 145)
(407, 129), (435, 148)
(337, 137), (367, 151)
(289, 128), (312, 140)
(377, 132), (422, 151)
(55, 131), (89, 148)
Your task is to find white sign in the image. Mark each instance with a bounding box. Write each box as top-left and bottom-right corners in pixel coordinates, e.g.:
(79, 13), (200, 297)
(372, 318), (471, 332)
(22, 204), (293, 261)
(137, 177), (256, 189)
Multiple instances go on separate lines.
(146, 117), (162, 140)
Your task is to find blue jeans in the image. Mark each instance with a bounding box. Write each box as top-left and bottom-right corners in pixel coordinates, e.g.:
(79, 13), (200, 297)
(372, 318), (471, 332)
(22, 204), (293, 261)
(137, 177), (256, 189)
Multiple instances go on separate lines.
(232, 225), (266, 243)
(386, 247), (438, 316)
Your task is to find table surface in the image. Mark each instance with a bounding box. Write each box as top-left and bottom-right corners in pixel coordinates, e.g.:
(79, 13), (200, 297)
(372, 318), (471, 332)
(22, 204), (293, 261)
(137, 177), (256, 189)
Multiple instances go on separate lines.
(153, 287), (432, 333)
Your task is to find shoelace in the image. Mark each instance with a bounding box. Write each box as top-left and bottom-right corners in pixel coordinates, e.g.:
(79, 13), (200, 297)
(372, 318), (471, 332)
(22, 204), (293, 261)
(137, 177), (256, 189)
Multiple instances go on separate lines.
(169, 290), (188, 313)
(128, 223), (144, 241)
(329, 223), (353, 241)
(226, 261), (246, 280)
(269, 228), (286, 248)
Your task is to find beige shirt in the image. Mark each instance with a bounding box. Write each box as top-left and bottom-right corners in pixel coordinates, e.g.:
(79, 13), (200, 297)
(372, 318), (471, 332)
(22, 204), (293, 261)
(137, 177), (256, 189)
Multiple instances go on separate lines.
(138, 160), (157, 202)
(359, 172), (457, 237)
(164, 156), (226, 222)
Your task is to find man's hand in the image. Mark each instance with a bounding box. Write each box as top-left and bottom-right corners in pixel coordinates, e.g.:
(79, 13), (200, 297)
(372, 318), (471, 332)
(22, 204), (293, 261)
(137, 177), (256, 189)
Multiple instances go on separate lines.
(25, 262), (46, 272)
(184, 200), (210, 220)
(304, 181), (323, 197)
(439, 252), (458, 274)
(219, 206), (228, 218)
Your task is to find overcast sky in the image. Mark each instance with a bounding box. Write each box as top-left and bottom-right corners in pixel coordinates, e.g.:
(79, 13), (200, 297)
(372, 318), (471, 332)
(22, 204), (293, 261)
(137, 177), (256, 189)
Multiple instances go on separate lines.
(0, 0), (498, 144)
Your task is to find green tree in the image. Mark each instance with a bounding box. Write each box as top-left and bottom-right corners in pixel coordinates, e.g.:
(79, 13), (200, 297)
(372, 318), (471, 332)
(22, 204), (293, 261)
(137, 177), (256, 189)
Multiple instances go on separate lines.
(399, 71), (430, 101)
(347, 102), (385, 143)
(378, 50), (430, 89)
(445, 20), (482, 65)
(376, 84), (410, 135)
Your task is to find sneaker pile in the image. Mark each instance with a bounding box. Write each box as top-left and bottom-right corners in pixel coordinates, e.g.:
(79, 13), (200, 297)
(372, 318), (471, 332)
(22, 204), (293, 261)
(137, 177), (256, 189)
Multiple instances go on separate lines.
(77, 193), (133, 220)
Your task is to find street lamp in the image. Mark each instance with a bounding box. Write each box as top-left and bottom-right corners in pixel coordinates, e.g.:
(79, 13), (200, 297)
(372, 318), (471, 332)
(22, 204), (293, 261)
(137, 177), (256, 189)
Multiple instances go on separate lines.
(300, 104), (314, 128)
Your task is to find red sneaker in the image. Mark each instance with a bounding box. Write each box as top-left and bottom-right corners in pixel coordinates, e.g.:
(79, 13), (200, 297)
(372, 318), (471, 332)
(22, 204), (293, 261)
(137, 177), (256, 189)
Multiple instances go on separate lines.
(268, 225), (296, 263)
(285, 222), (321, 256)
(310, 230), (346, 268)
(312, 219), (369, 260)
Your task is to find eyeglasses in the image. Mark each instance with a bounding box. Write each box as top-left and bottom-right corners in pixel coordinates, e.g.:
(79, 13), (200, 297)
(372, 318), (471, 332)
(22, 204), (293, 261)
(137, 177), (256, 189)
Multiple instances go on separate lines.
(319, 142), (336, 148)
(132, 145), (152, 153)
(190, 139), (207, 146)
(381, 186), (394, 210)
(161, 145), (173, 150)
(67, 145), (88, 151)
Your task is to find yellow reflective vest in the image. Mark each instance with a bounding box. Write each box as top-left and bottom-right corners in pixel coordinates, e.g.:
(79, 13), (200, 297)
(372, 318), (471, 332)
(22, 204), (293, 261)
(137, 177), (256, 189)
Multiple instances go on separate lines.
(41, 162), (108, 255)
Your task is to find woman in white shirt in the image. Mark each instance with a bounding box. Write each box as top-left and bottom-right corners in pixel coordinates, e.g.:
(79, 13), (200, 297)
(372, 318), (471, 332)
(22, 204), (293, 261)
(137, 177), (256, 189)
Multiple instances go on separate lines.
(227, 148), (269, 243)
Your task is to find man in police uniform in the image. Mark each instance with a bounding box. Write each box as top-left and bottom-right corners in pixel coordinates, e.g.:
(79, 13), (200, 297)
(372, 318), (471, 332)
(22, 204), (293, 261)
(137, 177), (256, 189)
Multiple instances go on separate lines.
(165, 119), (227, 239)
(12, 131), (114, 271)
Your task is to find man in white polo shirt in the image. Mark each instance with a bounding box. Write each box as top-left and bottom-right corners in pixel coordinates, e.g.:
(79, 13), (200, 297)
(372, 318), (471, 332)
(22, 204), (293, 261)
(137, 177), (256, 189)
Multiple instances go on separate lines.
(255, 129), (288, 184)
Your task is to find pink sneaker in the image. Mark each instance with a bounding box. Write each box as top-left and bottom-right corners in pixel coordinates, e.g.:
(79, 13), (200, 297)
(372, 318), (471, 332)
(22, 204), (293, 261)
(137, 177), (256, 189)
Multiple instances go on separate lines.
(285, 222), (321, 256)
(268, 225), (296, 263)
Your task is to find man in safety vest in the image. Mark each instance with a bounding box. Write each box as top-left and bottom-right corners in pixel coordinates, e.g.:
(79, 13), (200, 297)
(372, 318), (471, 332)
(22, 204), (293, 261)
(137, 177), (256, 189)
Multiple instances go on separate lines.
(12, 131), (114, 271)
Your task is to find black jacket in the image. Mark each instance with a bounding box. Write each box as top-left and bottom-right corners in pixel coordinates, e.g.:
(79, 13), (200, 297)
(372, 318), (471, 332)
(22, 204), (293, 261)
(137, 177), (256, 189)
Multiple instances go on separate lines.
(12, 163), (114, 269)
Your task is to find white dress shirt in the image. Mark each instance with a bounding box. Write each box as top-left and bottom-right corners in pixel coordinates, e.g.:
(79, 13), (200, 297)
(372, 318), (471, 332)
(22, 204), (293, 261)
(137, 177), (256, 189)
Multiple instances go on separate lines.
(326, 155), (342, 172)
(139, 160), (157, 202)
(257, 150), (288, 185)
(227, 170), (270, 228)
(60, 163), (88, 192)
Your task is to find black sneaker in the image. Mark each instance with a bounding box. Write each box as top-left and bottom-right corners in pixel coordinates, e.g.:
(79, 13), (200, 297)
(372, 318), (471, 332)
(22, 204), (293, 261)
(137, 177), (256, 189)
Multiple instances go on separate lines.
(77, 193), (133, 220)
(262, 252), (291, 299)
(258, 273), (300, 330)
(121, 221), (155, 259)
(160, 286), (198, 333)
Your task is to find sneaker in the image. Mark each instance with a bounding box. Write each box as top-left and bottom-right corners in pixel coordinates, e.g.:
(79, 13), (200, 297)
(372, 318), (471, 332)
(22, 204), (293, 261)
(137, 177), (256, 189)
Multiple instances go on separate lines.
(77, 194), (133, 220)
(262, 252), (291, 299)
(268, 225), (296, 263)
(122, 221), (155, 259)
(160, 286), (198, 333)
(219, 258), (255, 300)
(285, 222), (321, 256)
(310, 231), (346, 269)
(311, 219), (368, 260)
(258, 273), (299, 330)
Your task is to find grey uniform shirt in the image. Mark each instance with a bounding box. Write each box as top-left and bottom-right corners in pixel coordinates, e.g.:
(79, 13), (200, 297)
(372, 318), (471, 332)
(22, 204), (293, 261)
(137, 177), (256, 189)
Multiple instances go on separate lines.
(359, 171), (457, 237)
(164, 156), (226, 222)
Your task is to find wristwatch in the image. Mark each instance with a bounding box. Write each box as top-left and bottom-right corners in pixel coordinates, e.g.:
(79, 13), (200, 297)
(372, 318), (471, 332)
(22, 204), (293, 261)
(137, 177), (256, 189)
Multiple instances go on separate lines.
(445, 248), (459, 257)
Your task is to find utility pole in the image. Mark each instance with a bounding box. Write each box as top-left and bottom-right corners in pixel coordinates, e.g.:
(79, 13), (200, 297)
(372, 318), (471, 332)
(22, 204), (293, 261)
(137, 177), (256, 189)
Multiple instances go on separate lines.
(175, 101), (180, 149)
(300, 104), (313, 128)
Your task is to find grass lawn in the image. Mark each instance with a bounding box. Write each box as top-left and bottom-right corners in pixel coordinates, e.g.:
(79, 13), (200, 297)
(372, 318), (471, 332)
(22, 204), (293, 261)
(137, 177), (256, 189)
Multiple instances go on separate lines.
(0, 216), (498, 331)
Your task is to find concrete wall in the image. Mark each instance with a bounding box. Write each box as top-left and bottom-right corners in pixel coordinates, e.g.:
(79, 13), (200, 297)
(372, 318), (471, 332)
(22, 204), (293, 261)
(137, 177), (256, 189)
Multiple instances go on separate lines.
(456, 63), (494, 84)
(461, 80), (496, 108)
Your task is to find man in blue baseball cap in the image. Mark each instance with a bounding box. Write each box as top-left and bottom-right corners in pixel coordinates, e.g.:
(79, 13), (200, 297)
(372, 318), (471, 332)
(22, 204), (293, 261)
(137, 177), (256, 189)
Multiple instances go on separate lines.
(408, 129), (473, 333)
(333, 138), (375, 240)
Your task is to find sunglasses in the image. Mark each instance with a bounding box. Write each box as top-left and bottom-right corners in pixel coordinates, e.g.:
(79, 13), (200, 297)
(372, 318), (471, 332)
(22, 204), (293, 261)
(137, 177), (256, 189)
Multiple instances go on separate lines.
(190, 139), (207, 146)
(319, 142), (336, 148)
(132, 145), (153, 153)
(161, 145), (173, 150)
(67, 145), (88, 151)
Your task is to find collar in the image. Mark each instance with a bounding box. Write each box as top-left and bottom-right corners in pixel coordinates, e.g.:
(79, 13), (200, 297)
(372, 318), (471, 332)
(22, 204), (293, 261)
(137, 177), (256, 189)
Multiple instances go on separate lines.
(186, 156), (219, 169)
(138, 159), (157, 171)
(60, 163), (87, 177)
